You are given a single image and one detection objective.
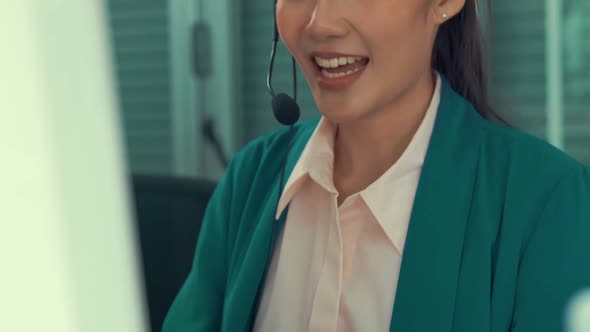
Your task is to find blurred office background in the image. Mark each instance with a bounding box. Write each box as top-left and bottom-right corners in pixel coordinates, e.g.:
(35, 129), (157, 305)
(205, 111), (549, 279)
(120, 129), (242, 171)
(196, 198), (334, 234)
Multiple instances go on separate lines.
(106, 0), (590, 182)
(103, 1), (589, 331)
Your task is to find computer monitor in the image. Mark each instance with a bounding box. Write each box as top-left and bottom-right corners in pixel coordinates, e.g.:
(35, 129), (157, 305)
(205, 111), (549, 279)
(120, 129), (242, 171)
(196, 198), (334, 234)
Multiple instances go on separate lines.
(1, 2), (148, 331)
(568, 288), (590, 332)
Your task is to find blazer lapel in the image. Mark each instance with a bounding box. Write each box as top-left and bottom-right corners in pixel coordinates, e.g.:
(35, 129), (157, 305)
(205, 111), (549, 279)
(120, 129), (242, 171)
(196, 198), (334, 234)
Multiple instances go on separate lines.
(389, 78), (485, 332)
(242, 122), (317, 331)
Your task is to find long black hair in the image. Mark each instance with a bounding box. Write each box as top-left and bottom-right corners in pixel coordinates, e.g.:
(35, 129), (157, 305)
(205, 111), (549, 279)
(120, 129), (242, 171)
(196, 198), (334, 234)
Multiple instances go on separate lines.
(432, 0), (508, 124)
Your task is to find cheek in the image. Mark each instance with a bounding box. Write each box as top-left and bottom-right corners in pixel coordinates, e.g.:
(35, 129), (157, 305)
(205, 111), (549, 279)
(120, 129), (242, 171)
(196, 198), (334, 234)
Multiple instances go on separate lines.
(367, 9), (433, 79)
(276, 2), (305, 53)
(344, 9), (433, 115)
(276, 3), (317, 82)
(366, 0), (432, 52)
(275, 2), (289, 38)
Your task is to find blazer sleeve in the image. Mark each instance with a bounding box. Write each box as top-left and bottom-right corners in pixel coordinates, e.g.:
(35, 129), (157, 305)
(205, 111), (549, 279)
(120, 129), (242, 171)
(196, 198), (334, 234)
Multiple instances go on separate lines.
(161, 159), (236, 332)
(512, 166), (590, 331)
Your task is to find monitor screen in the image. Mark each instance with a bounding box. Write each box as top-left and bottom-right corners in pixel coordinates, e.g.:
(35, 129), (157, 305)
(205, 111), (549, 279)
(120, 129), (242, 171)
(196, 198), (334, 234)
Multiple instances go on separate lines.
(1, 2), (148, 331)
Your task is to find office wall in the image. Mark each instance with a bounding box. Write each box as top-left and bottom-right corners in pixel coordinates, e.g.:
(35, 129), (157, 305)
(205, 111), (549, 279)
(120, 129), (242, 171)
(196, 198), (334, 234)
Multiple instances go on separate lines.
(108, 1), (589, 179)
(491, 0), (590, 164)
(107, 0), (238, 179)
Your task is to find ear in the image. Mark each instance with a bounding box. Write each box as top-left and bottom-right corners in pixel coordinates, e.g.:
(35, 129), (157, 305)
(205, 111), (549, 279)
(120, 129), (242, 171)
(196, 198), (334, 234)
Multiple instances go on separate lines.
(430, 0), (467, 24)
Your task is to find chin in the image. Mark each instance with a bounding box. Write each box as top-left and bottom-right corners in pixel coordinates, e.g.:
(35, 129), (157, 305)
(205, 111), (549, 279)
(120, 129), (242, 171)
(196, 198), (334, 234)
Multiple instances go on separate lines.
(313, 89), (378, 125)
(319, 106), (368, 126)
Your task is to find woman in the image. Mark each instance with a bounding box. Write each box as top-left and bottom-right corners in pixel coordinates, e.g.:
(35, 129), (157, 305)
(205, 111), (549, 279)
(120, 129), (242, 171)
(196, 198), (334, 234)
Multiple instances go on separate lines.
(163, 0), (590, 331)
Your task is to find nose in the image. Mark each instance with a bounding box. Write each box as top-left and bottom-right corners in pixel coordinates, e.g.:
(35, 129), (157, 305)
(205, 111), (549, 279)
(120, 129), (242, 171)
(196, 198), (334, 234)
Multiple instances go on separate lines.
(305, 0), (348, 42)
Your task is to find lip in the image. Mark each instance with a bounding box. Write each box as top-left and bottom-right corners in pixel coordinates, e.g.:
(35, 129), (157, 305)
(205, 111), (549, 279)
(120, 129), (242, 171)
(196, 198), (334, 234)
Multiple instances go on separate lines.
(310, 52), (369, 91)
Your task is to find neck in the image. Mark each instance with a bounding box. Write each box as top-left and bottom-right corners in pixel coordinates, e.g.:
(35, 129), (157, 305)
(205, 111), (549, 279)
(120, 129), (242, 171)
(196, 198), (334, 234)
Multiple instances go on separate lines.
(332, 70), (436, 202)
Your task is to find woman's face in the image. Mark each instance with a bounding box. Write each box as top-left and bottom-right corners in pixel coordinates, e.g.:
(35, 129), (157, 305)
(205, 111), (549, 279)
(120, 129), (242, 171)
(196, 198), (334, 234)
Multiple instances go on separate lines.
(276, 0), (440, 123)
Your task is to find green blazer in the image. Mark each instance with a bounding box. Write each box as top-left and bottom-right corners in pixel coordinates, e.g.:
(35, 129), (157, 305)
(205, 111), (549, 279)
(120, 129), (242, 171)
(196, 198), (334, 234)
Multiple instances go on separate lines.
(162, 78), (590, 332)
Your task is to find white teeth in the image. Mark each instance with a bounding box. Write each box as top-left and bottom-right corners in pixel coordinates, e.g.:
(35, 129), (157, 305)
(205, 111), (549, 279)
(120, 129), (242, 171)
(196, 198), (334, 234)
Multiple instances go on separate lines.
(320, 65), (365, 79)
(316, 57), (330, 68)
(314, 55), (366, 68)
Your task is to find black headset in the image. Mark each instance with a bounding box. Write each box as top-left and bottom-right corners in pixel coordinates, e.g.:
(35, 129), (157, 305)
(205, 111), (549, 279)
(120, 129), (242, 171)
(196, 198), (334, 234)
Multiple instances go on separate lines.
(267, 0), (301, 223)
(249, 1), (302, 328)
(267, 0), (301, 126)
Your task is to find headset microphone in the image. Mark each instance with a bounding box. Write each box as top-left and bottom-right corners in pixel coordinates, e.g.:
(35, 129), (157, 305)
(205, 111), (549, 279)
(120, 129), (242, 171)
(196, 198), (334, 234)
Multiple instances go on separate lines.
(266, 0), (300, 224)
(267, 0), (300, 126)
(272, 93), (300, 126)
(249, 1), (301, 328)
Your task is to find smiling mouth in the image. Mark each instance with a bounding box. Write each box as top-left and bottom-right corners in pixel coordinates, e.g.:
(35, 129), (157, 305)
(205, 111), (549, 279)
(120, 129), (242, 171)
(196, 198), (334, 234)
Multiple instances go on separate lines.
(311, 55), (370, 79)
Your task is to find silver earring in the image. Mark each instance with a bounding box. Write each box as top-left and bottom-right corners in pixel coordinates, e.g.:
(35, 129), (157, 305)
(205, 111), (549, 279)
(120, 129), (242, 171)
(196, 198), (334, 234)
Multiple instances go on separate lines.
(442, 13), (448, 20)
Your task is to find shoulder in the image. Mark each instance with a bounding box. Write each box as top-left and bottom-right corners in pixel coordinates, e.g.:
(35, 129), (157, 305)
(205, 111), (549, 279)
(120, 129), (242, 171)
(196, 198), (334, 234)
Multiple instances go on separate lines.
(476, 118), (586, 185)
(214, 119), (318, 241)
(459, 114), (589, 237)
(229, 119), (318, 176)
